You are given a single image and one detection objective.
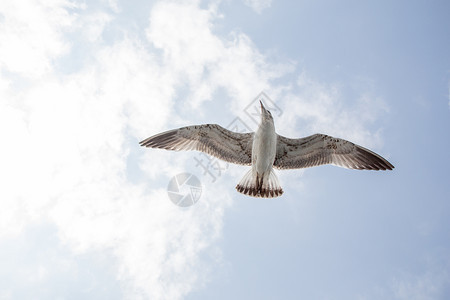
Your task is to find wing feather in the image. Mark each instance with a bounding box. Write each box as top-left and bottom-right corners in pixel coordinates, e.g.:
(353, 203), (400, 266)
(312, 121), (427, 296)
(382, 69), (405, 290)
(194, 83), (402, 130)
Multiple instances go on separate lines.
(274, 134), (394, 170)
(140, 124), (253, 165)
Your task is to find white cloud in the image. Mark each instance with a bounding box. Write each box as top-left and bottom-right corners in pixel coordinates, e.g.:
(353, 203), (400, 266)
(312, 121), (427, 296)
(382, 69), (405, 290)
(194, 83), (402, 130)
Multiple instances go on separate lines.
(0, 0), (77, 77)
(147, 1), (283, 108)
(276, 72), (390, 150)
(102, 0), (121, 13)
(0, 0), (282, 298)
(243, 0), (272, 14)
(0, 38), (227, 297)
(79, 12), (113, 42)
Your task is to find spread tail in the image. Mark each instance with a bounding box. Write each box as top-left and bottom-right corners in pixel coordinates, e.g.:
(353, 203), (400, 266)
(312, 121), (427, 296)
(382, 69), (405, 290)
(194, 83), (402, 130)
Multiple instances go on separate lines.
(236, 169), (283, 198)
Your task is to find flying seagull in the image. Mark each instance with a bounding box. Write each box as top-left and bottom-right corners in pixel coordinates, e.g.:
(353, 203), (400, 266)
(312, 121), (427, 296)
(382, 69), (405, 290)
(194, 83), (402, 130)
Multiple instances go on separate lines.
(140, 101), (394, 198)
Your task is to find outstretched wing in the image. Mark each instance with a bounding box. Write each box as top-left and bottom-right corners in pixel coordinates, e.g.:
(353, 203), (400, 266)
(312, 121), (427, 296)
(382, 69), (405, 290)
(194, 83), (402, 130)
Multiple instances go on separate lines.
(140, 124), (253, 166)
(274, 134), (394, 170)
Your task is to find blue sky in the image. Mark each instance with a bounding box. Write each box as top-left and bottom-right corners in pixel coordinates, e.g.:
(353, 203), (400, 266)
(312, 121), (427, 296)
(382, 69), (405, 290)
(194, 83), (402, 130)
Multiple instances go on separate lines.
(0, 0), (449, 299)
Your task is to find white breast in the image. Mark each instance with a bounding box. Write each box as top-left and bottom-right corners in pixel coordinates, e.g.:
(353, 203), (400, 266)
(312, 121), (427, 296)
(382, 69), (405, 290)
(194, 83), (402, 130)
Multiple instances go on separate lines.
(252, 122), (277, 173)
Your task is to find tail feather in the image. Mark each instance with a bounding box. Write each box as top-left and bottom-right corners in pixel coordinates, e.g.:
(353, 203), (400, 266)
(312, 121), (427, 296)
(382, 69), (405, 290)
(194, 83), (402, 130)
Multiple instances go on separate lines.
(236, 169), (283, 198)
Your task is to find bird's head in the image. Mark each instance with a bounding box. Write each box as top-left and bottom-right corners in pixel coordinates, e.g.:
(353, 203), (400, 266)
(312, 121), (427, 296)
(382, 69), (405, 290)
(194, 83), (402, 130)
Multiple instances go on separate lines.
(260, 100), (273, 123)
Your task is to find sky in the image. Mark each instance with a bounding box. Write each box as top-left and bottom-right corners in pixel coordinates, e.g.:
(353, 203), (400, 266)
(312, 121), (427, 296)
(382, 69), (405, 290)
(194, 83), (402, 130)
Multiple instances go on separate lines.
(0, 0), (449, 299)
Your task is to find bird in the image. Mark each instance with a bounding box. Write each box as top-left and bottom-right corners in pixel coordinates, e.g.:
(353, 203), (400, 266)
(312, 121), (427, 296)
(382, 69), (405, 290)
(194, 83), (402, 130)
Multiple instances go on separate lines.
(139, 101), (394, 198)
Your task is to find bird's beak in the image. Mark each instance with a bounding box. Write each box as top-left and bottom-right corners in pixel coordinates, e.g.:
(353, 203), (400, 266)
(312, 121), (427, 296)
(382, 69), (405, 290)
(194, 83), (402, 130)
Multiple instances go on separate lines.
(260, 100), (266, 113)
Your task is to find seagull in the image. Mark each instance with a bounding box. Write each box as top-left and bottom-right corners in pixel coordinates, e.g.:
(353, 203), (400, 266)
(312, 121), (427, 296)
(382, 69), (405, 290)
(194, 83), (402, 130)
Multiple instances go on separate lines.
(140, 101), (394, 198)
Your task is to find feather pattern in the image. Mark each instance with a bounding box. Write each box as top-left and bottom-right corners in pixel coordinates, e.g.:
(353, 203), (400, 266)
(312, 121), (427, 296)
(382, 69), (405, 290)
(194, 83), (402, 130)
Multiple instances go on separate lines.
(139, 124), (253, 166)
(274, 134), (394, 170)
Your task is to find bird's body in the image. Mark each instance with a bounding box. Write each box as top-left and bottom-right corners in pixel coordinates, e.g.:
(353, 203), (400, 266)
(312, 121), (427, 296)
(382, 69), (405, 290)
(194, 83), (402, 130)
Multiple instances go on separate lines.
(140, 101), (394, 198)
(236, 102), (283, 197)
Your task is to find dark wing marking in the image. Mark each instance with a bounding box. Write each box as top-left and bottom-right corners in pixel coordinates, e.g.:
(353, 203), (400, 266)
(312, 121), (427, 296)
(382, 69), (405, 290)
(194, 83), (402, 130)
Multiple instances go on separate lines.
(274, 134), (394, 170)
(140, 124), (253, 166)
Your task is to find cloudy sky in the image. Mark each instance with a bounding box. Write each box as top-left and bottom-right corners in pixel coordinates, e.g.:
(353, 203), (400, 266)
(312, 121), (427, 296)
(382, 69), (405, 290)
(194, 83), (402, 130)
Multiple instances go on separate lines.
(1, 0), (449, 299)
